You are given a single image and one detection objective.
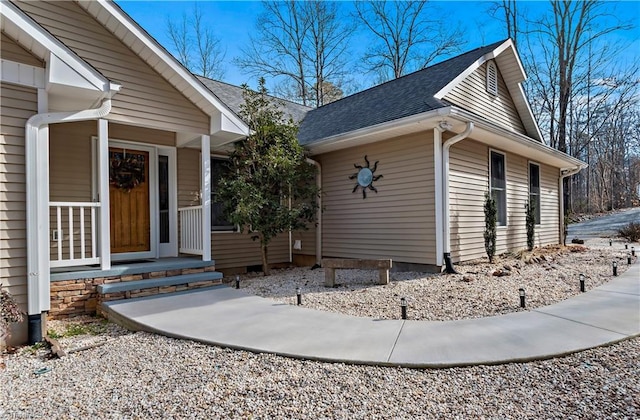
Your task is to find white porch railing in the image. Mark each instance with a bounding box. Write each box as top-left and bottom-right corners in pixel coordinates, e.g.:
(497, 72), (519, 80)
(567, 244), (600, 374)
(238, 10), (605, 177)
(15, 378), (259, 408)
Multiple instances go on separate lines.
(179, 205), (203, 255)
(49, 202), (101, 268)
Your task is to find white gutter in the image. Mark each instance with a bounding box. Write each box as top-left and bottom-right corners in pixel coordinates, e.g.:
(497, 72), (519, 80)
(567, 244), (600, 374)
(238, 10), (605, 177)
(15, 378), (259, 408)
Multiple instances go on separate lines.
(440, 122), (474, 273)
(306, 157), (322, 266)
(559, 166), (586, 245)
(25, 94), (117, 342)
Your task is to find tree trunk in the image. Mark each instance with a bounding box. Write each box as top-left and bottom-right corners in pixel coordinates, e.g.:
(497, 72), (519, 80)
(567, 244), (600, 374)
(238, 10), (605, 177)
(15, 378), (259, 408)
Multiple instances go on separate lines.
(261, 243), (270, 276)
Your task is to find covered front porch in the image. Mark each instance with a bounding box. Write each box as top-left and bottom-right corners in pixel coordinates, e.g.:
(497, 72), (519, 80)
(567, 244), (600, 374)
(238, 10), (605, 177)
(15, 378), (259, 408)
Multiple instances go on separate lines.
(46, 119), (216, 272)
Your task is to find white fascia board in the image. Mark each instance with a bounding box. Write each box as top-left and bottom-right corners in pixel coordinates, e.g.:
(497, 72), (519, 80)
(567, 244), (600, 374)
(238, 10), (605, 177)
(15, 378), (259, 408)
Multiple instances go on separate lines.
(0, 59), (45, 88)
(434, 39), (525, 100)
(449, 107), (586, 170)
(1, 0), (110, 92)
(516, 83), (544, 142)
(93, 0), (249, 136)
(306, 107), (452, 155)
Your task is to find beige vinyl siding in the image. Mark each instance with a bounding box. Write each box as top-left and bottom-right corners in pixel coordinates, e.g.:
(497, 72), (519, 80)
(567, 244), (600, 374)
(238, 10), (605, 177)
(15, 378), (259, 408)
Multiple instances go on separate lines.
(0, 83), (37, 345)
(1, 33), (44, 67)
(445, 62), (526, 135)
(177, 148), (289, 270)
(448, 140), (488, 261)
(14, 0), (209, 134)
(318, 132), (436, 265)
(449, 140), (561, 262)
(537, 163), (560, 245)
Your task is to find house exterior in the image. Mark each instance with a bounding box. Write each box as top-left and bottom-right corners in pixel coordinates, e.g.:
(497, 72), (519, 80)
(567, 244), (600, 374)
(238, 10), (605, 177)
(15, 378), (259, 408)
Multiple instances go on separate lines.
(1, 0), (585, 346)
(204, 40), (586, 272)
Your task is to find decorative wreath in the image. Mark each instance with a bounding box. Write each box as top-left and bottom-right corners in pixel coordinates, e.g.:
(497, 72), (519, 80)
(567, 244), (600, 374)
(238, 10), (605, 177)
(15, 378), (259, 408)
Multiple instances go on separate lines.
(109, 151), (146, 191)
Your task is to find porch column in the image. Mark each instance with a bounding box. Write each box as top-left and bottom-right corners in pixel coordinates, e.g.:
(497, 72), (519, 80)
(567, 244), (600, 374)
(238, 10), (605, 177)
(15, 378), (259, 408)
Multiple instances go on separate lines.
(98, 119), (111, 269)
(201, 135), (211, 261)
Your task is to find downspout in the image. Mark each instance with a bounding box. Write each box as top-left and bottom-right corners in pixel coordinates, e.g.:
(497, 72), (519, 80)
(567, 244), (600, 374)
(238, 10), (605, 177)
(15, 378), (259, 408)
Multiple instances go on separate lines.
(306, 157), (322, 267)
(441, 122), (474, 274)
(559, 166), (584, 245)
(25, 96), (115, 344)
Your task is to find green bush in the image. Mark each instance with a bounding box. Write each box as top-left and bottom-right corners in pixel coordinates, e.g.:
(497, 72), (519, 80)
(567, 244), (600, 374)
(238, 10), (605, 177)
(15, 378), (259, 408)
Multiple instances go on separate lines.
(618, 222), (640, 242)
(484, 192), (497, 263)
(1, 284), (23, 341)
(525, 199), (536, 251)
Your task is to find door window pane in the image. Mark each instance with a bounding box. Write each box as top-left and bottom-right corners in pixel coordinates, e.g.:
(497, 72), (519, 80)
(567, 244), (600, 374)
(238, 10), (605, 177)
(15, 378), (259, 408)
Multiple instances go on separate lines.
(158, 155), (170, 243)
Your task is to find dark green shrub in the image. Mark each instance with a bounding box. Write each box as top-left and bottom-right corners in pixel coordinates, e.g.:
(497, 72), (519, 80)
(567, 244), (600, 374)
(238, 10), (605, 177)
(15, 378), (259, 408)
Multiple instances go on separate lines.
(526, 198), (536, 251)
(618, 222), (640, 242)
(484, 192), (497, 263)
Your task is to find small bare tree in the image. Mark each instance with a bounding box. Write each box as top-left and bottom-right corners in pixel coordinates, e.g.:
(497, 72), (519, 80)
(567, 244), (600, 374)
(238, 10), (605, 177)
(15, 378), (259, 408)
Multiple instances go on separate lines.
(166, 4), (226, 79)
(354, 0), (465, 81)
(235, 0), (353, 107)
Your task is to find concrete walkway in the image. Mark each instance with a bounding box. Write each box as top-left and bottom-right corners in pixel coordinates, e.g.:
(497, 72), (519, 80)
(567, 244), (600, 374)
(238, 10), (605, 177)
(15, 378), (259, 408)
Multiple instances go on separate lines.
(103, 263), (640, 368)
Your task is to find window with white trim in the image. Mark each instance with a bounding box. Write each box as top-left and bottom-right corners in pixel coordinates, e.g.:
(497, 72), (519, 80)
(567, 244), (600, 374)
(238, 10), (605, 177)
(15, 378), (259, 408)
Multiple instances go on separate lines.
(529, 162), (541, 224)
(490, 150), (507, 226)
(210, 157), (235, 231)
(486, 61), (498, 96)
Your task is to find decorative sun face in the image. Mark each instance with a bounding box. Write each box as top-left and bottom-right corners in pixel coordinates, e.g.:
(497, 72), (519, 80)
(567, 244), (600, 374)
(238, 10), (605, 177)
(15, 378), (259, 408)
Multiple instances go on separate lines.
(350, 155), (383, 199)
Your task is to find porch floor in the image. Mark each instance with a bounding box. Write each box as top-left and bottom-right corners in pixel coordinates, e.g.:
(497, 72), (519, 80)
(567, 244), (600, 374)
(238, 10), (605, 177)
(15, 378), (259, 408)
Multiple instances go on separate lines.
(51, 257), (216, 281)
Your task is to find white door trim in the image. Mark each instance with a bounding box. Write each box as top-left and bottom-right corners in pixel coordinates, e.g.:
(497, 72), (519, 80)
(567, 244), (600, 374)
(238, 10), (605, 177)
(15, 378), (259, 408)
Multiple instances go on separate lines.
(92, 138), (160, 260)
(157, 146), (178, 257)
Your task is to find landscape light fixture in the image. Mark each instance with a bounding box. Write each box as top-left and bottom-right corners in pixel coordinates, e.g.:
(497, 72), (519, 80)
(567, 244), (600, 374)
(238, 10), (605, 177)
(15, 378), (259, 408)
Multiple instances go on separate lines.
(519, 288), (526, 308)
(613, 261), (618, 276)
(235, 275), (240, 289)
(629, 253), (632, 265)
(400, 297), (407, 320)
(609, 239), (612, 246)
(296, 287), (302, 306)
(625, 243), (628, 250)
(632, 247), (636, 257)
(579, 274), (585, 292)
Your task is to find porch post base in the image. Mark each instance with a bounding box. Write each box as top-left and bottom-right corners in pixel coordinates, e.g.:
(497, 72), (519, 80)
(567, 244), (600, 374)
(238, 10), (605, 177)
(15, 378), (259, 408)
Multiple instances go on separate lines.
(28, 313), (43, 345)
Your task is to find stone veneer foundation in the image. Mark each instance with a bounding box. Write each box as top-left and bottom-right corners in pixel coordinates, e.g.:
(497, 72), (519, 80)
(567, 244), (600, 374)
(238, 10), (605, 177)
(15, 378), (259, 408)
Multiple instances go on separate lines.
(49, 266), (220, 319)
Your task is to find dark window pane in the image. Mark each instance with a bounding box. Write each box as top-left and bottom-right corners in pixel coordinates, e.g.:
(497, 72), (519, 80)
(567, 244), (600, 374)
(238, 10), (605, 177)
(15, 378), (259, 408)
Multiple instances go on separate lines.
(211, 158), (235, 231)
(529, 163), (541, 224)
(490, 151), (507, 226)
(158, 155), (170, 243)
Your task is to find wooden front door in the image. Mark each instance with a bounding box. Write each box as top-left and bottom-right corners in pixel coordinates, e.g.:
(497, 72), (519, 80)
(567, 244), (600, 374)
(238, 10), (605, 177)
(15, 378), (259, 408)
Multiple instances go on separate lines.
(109, 147), (151, 254)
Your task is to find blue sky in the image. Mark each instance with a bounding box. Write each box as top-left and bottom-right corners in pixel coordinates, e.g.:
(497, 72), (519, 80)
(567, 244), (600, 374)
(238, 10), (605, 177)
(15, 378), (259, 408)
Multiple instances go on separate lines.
(117, 1), (640, 90)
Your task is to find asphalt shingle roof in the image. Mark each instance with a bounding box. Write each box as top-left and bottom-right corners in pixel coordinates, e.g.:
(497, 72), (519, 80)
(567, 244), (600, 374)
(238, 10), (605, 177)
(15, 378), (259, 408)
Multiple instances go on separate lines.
(197, 40), (506, 146)
(298, 40), (506, 145)
(197, 77), (312, 124)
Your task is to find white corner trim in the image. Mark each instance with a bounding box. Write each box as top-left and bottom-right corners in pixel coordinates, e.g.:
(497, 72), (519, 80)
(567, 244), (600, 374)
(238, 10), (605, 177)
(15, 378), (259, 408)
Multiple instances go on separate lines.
(0, 59), (45, 88)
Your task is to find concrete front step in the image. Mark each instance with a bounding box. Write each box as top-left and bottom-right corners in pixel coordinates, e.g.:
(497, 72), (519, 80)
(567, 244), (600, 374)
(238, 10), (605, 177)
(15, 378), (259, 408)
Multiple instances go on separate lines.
(98, 272), (223, 295)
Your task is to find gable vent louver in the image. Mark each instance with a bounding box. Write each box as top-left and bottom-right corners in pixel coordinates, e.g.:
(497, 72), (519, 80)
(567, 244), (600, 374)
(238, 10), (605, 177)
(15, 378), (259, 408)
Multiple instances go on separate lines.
(486, 61), (498, 96)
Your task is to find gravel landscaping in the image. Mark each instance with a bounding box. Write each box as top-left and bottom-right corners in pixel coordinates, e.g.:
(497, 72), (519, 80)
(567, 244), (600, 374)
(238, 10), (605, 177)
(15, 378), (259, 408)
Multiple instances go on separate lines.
(240, 238), (635, 321)
(1, 238), (638, 418)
